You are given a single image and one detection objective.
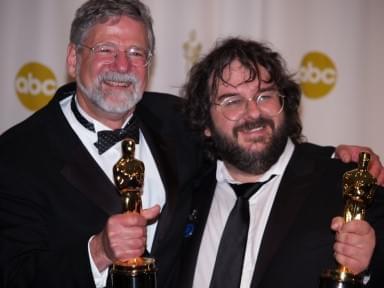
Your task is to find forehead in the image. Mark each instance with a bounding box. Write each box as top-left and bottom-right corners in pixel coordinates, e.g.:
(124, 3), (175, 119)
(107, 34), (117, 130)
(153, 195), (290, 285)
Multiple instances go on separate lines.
(214, 60), (272, 95)
(222, 60), (270, 87)
(83, 15), (148, 47)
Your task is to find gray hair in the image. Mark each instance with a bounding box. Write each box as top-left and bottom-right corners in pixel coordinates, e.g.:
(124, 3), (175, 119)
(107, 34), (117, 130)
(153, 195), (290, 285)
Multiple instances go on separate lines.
(70, 0), (155, 55)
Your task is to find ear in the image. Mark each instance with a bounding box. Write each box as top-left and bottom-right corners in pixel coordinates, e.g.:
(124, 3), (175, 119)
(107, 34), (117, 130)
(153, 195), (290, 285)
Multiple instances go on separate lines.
(66, 43), (77, 79)
(204, 127), (212, 137)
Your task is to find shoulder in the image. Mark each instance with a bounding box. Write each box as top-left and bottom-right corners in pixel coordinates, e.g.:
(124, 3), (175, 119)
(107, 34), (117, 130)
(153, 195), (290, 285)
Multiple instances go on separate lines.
(291, 142), (356, 179)
(0, 109), (48, 149)
(0, 83), (70, 141)
(296, 142), (335, 158)
(0, 83), (73, 157)
(140, 91), (184, 113)
(138, 91), (188, 131)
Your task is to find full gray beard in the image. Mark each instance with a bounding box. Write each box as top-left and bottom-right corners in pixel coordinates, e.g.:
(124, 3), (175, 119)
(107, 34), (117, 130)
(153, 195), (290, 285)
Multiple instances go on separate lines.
(210, 117), (288, 174)
(76, 71), (143, 114)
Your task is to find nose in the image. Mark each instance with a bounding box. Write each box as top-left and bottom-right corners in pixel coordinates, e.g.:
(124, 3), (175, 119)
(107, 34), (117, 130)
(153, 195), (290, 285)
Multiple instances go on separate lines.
(244, 97), (262, 119)
(113, 51), (133, 72)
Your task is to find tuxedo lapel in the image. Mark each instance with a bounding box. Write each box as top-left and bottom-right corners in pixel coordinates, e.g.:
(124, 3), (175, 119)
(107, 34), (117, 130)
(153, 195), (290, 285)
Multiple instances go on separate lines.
(251, 146), (318, 288)
(180, 165), (217, 287)
(135, 103), (181, 253)
(136, 106), (179, 199)
(44, 92), (122, 216)
(60, 144), (122, 216)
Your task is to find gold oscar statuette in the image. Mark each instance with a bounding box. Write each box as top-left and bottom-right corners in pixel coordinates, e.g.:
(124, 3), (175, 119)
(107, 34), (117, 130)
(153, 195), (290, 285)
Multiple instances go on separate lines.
(319, 152), (376, 288)
(111, 138), (157, 288)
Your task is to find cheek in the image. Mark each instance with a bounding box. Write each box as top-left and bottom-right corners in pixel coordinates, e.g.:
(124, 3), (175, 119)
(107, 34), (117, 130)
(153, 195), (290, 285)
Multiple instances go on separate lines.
(136, 67), (148, 88)
(211, 112), (236, 138)
(77, 60), (100, 82)
(273, 113), (285, 131)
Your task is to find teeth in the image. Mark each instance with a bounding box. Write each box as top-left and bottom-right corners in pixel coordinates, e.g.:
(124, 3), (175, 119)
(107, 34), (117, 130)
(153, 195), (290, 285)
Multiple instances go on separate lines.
(104, 80), (130, 87)
(248, 126), (263, 132)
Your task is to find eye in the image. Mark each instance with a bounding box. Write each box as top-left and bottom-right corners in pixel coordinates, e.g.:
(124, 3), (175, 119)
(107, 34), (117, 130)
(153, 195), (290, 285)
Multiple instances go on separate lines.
(127, 47), (146, 58)
(221, 96), (244, 107)
(257, 93), (274, 103)
(257, 93), (273, 102)
(94, 44), (116, 55)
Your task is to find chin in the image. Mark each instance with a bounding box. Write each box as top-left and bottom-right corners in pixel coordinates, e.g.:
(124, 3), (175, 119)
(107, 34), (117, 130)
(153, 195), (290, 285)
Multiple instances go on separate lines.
(104, 92), (142, 112)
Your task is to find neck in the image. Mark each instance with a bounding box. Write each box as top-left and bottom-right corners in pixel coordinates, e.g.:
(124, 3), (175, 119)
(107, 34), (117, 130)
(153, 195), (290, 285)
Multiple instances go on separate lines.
(224, 162), (263, 183)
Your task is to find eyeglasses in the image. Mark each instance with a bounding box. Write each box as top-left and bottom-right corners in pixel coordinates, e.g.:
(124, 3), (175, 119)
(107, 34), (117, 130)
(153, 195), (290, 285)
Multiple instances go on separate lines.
(79, 43), (152, 67)
(213, 91), (285, 121)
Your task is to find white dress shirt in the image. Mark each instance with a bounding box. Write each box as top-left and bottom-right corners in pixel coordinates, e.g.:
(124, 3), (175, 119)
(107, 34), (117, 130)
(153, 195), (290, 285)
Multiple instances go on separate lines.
(60, 95), (166, 288)
(193, 139), (294, 288)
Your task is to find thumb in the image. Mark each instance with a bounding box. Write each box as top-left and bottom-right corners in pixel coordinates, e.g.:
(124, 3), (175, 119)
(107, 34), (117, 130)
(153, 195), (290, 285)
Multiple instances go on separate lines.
(142, 205), (161, 222)
(331, 216), (344, 232)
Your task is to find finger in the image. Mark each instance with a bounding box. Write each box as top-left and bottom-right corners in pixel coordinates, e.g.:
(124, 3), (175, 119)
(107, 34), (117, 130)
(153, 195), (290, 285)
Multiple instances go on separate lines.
(336, 221), (374, 250)
(335, 231), (365, 247)
(339, 220), (372, 235)
(349, 146), (372, 163)
(377, 168), (384, 187)
(104, 227), (147, 261)
(112, 212), (147, 228)
(142, 205), (161, 221)
(113, 241), (145, 261)
(333, 241), (371, 266)
(335, 145), (353, 162)
(104, 214), (148, 248)
(367, 152), (381, 179)
(369, 152), (384, 186)
(334, 250), (369, 275)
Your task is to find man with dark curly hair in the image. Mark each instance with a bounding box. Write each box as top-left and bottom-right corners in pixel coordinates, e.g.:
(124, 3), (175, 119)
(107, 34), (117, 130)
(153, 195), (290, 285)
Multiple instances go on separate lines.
(175, 38), (384, 288)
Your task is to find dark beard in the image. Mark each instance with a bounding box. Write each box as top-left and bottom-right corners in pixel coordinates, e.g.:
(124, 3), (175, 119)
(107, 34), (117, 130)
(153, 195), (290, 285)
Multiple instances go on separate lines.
(210, 117), (288, 174)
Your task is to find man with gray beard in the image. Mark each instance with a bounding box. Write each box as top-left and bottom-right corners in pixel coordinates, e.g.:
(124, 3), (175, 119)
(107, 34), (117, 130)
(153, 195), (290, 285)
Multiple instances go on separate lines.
(175, 38), (384, 288)
(0, 1), (203, 287)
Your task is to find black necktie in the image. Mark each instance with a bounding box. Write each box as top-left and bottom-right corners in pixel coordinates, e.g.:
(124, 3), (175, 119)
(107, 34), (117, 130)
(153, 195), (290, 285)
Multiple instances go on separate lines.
(71, 96), (139, 154)
(209, 176), (275, 288)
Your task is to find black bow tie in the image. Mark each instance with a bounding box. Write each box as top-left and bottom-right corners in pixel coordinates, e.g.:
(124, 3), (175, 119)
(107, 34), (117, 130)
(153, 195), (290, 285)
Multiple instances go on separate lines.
(71, 96), (139, 154)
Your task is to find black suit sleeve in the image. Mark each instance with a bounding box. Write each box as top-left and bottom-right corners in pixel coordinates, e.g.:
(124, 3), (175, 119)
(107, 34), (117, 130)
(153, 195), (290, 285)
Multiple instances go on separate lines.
(0, 160), (96, 288)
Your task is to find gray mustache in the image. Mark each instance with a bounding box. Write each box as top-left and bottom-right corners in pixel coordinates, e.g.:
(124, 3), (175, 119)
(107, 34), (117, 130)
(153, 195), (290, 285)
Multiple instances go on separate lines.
(98, 72), (138, 85)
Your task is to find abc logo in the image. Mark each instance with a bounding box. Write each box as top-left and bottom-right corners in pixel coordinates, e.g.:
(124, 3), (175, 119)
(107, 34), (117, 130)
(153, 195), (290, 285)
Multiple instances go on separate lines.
(299, 52), (337, 99)
(15, 62), (57, 111)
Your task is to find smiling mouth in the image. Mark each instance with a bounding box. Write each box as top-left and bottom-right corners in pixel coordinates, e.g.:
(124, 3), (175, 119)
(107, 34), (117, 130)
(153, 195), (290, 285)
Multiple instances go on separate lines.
(104, 80), (132, 88)
(241, 124), (266, 133)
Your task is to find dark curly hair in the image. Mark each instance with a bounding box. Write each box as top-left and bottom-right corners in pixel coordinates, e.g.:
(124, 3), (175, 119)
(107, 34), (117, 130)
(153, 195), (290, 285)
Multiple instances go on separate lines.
(182, 37), (305, 160)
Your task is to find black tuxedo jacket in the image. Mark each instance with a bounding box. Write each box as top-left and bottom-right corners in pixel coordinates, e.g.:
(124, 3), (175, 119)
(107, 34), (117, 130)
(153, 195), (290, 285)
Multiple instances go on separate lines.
(0, 83), (203, 288)
(175, 144), (384, 288)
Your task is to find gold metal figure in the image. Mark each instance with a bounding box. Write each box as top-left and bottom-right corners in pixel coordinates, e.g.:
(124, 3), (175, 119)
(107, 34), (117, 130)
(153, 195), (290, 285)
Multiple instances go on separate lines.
(111, 138), (156, 288)
(113, 138), (144, 213)
(320, 152), (377, 288)
(342, 152), (376, 222)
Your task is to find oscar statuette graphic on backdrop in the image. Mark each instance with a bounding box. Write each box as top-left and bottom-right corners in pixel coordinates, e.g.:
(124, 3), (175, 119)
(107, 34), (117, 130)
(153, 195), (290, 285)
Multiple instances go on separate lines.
(111, 138), (157, 288)
(320, 152), (376, 288)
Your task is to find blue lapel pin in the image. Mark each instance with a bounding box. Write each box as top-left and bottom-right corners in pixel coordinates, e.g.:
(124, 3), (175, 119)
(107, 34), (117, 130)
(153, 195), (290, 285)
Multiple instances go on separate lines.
(184, 209), (198, 238)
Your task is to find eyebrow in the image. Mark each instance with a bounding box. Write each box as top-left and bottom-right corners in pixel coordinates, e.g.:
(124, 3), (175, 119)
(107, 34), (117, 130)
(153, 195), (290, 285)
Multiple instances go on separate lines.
(258, 85), (277, 93)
